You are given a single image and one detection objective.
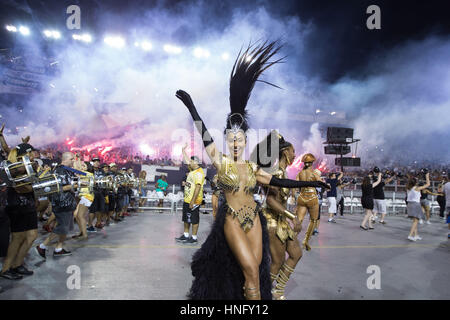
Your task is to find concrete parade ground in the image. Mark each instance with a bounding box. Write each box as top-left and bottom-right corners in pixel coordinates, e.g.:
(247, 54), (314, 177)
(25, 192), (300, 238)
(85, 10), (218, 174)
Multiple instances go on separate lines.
(0, 209), (449, 300)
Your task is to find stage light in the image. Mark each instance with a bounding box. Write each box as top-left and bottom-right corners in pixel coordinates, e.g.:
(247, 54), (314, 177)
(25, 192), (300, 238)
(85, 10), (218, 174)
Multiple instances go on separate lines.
(104, 36), (125, 48)
(193, 47), (210, 58)
(163, 44), (182, 54)
(44, 30), (61, 39)
(330, 111), (336, 115)
(221, 52), (230, 60)
(134, 41), (139, 47)
(72, 33), (92, 43)
(6, 25), (17, 32)
(82, 34), (92, 42)
(316, 109), (321, 114)
(19, 26), (30, 36)
(141, 41), (152, 51)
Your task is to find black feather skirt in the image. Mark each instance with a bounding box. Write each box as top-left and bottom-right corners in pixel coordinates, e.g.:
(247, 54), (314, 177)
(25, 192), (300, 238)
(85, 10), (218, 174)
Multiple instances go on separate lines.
(187, 200), (272, 300)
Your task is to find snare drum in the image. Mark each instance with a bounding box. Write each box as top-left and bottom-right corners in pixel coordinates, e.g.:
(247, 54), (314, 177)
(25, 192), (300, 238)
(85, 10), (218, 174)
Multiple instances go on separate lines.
(72, 175), (94, 193)
(32, 174), (62, 197)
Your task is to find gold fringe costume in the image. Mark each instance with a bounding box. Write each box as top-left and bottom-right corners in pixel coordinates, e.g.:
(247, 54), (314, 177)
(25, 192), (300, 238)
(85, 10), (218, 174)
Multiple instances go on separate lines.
(263, 167), (295, 243)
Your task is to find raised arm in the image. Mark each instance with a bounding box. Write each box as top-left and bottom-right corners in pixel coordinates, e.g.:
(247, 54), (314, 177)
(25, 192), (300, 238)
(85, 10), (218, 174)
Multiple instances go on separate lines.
(385, 175), (395, 184)
(0, 124), (10, 154)
(372, 172), (382, 188)
(176, 90), (221, 169)
(181, 143), (191, 166)
(415, 173), (430, 191)
(256, 168), (330, 189)
(337, 172), (344, 181)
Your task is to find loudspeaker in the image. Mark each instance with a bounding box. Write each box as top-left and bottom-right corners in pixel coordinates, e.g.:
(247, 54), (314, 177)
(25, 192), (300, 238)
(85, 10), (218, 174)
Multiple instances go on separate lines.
(327, 127), (354, 143)
(324, 145), (351, 155)
(335, 157), (361, 167)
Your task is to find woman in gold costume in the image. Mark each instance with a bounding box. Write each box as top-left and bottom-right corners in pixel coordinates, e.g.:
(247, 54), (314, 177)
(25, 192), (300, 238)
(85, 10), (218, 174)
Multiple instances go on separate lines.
(252, 130), (303, 300)
(295, 153), (325, 251)
(176, 41), (329, 300)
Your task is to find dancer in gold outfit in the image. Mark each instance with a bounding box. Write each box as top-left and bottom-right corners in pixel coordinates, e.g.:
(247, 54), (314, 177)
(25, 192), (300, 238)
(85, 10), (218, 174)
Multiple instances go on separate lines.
(295, 153), (326, 251)
(253, 130), (303, 300)
(176, 41), (329, 300)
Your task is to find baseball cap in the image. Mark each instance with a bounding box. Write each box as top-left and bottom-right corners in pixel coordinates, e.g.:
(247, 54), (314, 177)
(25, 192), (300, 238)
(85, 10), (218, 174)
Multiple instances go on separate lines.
(16, 143), (37, 156)
(92, 157), (100, 162)
(109, 163), (117, 167)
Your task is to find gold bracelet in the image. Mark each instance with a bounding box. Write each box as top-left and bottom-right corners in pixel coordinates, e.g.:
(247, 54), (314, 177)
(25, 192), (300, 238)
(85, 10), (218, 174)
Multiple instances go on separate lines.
(283, 210), (296, 220)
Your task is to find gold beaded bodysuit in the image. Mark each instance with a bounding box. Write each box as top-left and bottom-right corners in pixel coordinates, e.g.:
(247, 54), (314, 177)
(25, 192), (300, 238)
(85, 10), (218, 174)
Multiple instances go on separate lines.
(263, 167), (295, 243)
(217, 154), (259, 232)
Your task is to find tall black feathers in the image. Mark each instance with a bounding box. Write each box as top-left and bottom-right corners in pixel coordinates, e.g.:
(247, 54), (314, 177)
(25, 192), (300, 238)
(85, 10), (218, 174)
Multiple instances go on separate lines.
(226, 40), (284, 133)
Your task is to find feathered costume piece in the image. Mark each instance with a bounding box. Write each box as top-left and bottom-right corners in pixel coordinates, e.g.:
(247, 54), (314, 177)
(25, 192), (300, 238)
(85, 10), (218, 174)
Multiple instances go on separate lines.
(225, 40), (284, 134)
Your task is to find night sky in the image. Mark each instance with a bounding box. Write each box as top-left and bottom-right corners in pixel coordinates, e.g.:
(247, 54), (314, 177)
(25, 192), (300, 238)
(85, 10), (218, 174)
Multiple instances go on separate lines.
(1, 0), (450, 82)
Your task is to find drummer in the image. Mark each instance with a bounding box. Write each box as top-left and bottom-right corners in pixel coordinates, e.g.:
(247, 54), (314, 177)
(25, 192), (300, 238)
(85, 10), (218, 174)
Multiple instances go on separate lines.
(1, 142), (39, 279)
(36, 152), (78, 259)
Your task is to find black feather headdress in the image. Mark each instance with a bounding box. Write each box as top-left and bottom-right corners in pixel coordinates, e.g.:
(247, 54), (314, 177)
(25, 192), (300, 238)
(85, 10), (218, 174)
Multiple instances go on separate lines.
(225, 40), (284, 134)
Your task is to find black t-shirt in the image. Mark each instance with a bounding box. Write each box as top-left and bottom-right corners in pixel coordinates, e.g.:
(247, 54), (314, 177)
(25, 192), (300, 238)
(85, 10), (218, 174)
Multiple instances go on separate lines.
(6, 187), (36, 213)
(326, 179), (338, 197)
(420, 189), (429, 200)
(373, 182), (385, 200)
(361, 184), (373, 199)
(50, 166), (77, 213)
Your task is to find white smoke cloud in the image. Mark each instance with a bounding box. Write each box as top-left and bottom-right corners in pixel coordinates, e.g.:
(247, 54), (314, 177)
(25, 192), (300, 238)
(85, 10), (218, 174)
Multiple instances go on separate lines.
(1, 2), (448, 167)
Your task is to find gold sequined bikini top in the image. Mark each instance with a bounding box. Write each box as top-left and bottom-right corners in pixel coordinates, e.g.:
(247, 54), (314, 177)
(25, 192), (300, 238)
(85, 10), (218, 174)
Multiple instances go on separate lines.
(217, 154), (258, 195)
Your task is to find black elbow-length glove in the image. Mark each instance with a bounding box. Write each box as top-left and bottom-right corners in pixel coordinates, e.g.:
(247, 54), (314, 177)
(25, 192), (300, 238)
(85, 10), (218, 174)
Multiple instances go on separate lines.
(269, 176), (330, 189)
(176, 90), (213, 148)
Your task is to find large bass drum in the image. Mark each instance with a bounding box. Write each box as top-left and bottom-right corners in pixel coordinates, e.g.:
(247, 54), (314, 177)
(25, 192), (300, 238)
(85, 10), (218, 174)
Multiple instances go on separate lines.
(1, 156), (38, 187)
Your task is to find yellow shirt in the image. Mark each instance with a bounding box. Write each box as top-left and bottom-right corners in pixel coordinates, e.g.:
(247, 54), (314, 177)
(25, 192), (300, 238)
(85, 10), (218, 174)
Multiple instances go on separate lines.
(78, 171), (94, 202)
(184, 167), (205, 205)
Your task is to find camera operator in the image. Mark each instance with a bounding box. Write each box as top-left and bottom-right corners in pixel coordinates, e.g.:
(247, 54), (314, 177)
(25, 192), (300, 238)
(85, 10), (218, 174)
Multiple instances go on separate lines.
(336, 178), (352, 217)
(372, 170), (396, 224)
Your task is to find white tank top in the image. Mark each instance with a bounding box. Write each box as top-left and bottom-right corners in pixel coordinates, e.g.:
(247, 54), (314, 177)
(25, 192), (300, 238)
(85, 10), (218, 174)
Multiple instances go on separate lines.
(407, 188), (421, 203)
